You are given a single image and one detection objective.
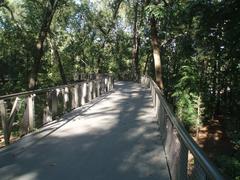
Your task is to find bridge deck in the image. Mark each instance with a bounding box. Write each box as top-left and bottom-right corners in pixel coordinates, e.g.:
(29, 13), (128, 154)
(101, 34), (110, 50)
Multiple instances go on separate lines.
(0, 81), (170, 180)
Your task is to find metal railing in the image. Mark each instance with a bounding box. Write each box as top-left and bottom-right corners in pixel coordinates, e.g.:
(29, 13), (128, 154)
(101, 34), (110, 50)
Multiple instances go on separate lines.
(141, 76), (224, 180)
(0, 74), (113, 145)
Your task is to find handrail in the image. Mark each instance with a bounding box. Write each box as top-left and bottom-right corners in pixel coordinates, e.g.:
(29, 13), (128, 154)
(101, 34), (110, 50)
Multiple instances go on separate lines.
(0, 74), (113, 146)
(141, 75), (224, 180)
(0, 82), (82, 100)
(0, 73), (109, 100)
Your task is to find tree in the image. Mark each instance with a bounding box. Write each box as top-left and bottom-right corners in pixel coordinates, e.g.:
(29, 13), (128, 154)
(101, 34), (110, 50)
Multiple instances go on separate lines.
(145, 0), (164, 89)
(28, 0), (60, 89)
(49, 32), (67, 84)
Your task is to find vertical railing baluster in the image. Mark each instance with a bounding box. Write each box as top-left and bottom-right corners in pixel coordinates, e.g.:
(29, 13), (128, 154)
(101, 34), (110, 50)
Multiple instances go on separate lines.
(153, 88), (156, 109)
(88, 81), (93, 101)
(103, 78), (105, 93)
(107, 77), (110, 91)
(164, 118), (172, 157)
(51, 89), (58, 118)
(86, 83), (89, 103)
(99, 79), (102, 96)
(70, 85), (75, 109)
(81, 82), (87, 105)
(161, 107), (167, 142)
(92, 81), (96, 99)
(23, 94), (35, 132)
(59, 88), (64, 114)
(109, 76), (113, 90)
(29, 94), (35, 131)
(63, 87), (69, 112)
(43, 92), (52, 124)
(78, 83), (81, 105)
(104, 77), (106, 93)
(156, 94), (160, 123)
(74, 84), (79, 108)
(0, 100), (8, 145)
(96, 80), (100, 97)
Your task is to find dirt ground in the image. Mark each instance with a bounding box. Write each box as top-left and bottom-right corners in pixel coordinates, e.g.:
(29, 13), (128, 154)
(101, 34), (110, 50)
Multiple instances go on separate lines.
(195, 118), (234, 159)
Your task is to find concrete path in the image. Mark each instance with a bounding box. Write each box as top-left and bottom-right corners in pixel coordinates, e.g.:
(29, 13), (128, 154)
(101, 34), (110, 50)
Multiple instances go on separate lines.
(0, 81), (170, 180)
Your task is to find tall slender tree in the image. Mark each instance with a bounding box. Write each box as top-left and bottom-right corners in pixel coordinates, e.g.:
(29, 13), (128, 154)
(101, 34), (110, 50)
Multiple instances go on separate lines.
(145, 0), (164, 89)
(131, 1), (140, 81)
(28, 0), (59, 89)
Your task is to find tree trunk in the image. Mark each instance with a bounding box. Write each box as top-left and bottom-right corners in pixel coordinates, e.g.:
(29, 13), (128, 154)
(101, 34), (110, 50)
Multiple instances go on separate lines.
(150, 17), (164, 89)
(50, 37), (67, 84)
(28, 0), (58, 89)
(143, 53), (151, 75)
(132, 1), (142, 82)
(97, 42), (106, 73)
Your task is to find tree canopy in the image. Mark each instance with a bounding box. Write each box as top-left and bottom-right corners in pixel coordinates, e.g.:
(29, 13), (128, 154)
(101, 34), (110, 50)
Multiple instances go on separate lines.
(0, 0), (239, 178)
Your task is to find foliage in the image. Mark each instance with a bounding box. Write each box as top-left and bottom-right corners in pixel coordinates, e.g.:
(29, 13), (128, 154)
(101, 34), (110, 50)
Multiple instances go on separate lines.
(216, 155), (240, 179)
(172, 63), (204, 130)
(0, 0), (132, 94)
(145, 4), (165, 19)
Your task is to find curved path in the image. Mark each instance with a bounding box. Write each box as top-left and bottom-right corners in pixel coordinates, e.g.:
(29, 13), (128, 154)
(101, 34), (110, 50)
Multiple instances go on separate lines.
(0, 82), (170, 180)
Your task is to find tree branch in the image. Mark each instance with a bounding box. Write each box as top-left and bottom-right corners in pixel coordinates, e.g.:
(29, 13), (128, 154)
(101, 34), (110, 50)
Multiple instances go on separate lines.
(0, 3), (15, 21)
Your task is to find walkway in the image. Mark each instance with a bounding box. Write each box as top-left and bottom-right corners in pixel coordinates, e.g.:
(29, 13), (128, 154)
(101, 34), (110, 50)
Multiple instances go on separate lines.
(0, 82), (170, 180)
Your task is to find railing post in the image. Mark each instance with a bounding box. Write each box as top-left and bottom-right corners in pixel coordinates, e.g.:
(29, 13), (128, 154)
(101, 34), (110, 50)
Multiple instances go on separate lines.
(51, 90), (58, 118)
(79, 73), (83, 81)
(159, 100), (167, 140)
(73, 84), (79, 108)
(78, 84), (81, 105)
(152, 87), (156, 109)
(102, 78), (105, 94)
(110, 76), (114, 90)
(29, 95), (35, 131)
(100, 79), (103, 94)
(96, 80), (100, 97)
(70, 86), (75, 109)
(107, 77), (110, 91)
(86, 83), (89, 102)
(0, 100), (9, 145)
(63, 87), (69, 112)
(88, 81), (93, 101)
(105, 77), (108, 92)
(89, 74), (93, 80)
(23, 94), (35, 133)
(81, 82), (87, 105)
(156, 94), (160, 121)
(164, 118), (172, 156)
(92, 81), (96, 99)
(96, 74), (100, 80)
(43, 92), (52, 124)
(73, 72), (79, 81)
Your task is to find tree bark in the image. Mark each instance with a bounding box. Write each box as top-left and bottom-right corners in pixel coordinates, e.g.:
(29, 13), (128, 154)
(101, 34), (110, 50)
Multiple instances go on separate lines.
(97, 41), (106, 73)
(50, 35), (67, 84)
(143, 53), (151, 75)
(28, 0), (58, 89)
(132, 2), (140, 81)
(150, 17), (164, 89)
